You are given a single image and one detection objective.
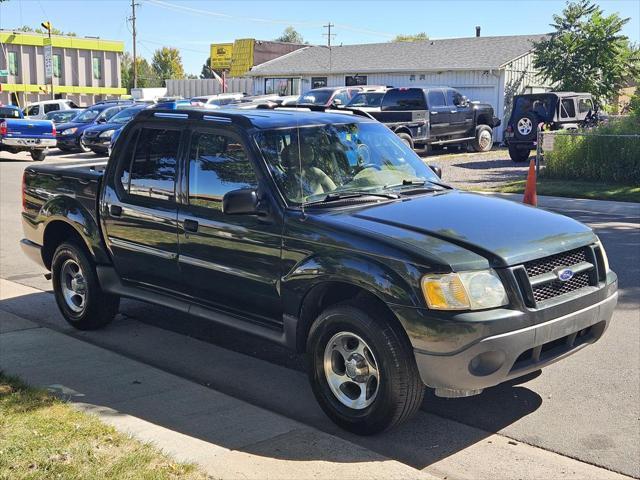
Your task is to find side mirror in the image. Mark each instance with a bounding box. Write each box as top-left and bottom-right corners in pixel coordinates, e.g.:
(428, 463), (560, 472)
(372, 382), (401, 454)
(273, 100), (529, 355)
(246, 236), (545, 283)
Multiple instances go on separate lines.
(332, 98), (343, 106)
(429, 165), (442, 179)
(97, 117), (106, 124)
(223, 188), (259, 215)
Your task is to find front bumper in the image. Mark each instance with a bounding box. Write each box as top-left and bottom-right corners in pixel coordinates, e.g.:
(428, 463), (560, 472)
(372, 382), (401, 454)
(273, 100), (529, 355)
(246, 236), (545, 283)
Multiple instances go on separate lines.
(56, 135), (82, 149)
(412, 289), (618, 397)
(1, 137), (56, 148)
(82, 135), (110, 151)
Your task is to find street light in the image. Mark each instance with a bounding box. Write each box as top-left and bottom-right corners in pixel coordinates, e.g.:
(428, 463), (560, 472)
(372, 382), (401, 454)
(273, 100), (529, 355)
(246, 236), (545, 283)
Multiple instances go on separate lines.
(41, 21), (54, 100)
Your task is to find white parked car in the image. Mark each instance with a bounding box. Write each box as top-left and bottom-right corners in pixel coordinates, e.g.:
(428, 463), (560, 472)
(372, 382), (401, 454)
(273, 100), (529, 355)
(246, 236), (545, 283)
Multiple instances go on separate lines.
(23, 99), (80, 119)
(190, 93), (246, 108)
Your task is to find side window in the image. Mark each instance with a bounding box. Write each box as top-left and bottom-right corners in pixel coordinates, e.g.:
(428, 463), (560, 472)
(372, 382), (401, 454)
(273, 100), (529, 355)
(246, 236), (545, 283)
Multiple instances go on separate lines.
(560, 99), (576, 118)
(381, 89), (426, 111)
(333, 90), (350, 105)
(446, 89), (464, 107)
(427, 90), (446, 108)
(124, 128), (180, 202)
(578, 98), (593, 113)
(188, 131), (257, 210)
(25, 105), (40, 116)
(44, 103), (60, 113)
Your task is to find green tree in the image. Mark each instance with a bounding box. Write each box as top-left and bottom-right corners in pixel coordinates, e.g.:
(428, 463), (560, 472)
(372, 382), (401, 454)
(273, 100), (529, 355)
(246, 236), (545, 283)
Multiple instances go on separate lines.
(275, 26), (305, 44)
(17, 25), (76, 36)
(391, 32), (428, 43)
(151, 47), (185, 84)
(533, 0), (640, 102)
(120, 52), (162, 91)
(200, 57), (214, 79)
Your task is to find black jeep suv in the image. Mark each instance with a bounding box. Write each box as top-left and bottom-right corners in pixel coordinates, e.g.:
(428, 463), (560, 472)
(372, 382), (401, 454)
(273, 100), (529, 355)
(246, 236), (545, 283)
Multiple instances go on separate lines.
(505, 92), (601, 162)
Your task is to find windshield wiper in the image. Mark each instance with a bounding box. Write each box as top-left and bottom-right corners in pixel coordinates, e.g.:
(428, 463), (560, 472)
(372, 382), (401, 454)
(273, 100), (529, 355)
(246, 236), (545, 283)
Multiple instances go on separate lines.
(383, 178), (452, 191)
(304, 191), (399, 206)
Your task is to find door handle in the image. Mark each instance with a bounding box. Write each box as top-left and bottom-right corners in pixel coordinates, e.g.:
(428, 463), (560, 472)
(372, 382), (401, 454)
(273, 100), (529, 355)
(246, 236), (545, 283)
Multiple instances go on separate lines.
(109, 204), (123, 217)
(184, 218), (199, 233)
(430, 111), (438, 115)
(450, 110), (458, 114)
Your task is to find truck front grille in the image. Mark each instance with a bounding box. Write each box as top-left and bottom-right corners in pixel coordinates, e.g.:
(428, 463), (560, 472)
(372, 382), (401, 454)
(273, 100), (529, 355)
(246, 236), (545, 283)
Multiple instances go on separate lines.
(520, 247), (596, 304)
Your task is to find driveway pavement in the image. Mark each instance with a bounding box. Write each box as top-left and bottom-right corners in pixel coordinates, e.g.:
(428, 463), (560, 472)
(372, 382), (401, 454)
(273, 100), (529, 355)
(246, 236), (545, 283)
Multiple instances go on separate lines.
(1, 149), (639, 478)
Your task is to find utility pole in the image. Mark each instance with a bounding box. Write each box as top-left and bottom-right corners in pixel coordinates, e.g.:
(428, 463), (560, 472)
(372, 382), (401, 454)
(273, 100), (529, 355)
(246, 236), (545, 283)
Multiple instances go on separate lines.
(322, 22), (335, 47)
(129, 0), (138, 89)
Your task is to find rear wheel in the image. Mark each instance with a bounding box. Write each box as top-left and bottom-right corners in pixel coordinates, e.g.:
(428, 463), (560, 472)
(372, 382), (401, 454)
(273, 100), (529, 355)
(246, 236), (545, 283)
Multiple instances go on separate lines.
(472, 125), (493, 152)
(30, 149), (47, 161)
(307, 303), (424, 435)
(51, 242), (119, 330)
(508, 144), (531, 162)
(396, 132), (414, 150)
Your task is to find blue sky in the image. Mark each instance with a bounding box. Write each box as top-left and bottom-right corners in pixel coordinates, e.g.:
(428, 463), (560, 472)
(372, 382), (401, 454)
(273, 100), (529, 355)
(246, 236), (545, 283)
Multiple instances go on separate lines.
(1, 0), (638, 75)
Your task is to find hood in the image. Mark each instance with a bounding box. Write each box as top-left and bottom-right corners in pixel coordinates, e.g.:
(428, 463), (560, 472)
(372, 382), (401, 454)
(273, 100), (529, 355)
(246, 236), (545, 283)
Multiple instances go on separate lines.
(56, 121), (87, 132)
(326, 190), (595, 269)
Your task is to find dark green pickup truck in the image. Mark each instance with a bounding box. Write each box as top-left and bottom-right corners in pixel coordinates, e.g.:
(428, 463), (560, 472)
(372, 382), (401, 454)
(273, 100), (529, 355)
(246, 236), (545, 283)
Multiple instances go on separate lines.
(20, 107), (618, 434)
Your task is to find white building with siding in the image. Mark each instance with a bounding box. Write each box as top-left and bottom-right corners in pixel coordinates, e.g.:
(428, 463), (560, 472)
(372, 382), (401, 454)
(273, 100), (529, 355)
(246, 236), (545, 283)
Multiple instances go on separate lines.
(248, 34), (553, 139)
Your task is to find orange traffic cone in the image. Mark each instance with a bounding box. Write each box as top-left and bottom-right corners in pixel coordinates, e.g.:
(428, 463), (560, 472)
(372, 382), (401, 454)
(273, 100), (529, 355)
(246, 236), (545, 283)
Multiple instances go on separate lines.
(523, 158), (537, 206)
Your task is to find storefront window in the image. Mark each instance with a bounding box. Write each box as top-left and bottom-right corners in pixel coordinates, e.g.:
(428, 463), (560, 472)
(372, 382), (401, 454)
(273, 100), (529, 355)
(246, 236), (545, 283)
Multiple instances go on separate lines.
(53, 54), (62, 78)
(311, 77), (327, 89)
(92, 57), (102, 80)
(264, 78), (301, 95)
(8, 52), (18, 75)
(345, 75), (367, 86)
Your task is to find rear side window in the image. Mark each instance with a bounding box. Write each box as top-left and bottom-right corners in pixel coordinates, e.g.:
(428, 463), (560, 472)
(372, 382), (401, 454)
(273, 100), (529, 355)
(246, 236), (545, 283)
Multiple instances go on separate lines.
(427, 90), (446, 108)
(44, 103), (60, 113)
(188, 131), (257, 210)
(560, 99), (576, 118)
(25, 105), (39, 116)
(381, 89), (427, 111)
(121, 128), (180, 202)
(578, 98), (593, 113)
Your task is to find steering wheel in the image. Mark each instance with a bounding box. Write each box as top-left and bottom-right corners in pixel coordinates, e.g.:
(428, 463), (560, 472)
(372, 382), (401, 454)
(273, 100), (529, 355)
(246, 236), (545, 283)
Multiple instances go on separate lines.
(357, 144), (381, 170)
(361, 163), (382, 171)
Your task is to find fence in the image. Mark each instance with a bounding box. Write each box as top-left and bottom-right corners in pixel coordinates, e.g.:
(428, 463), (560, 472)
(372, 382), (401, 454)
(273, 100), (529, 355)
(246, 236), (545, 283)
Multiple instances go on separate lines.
(165, 78), (255, 98)
(536, 129), (640, 184)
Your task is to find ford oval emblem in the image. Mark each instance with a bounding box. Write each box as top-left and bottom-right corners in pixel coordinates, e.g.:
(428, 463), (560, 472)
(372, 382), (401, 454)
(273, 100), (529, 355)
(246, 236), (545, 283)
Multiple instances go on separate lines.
(557, 268), (574, 282)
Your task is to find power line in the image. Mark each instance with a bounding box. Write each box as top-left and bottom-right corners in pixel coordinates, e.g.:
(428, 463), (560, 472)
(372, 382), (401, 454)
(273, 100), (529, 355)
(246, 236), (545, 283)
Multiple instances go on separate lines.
(323, 22), (335, 47)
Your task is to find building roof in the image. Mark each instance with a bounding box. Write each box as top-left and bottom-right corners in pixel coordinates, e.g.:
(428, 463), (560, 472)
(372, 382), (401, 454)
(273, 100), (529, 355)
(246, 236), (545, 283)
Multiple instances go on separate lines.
(0, 30), (124, 52)
(249, 34), (548, 76)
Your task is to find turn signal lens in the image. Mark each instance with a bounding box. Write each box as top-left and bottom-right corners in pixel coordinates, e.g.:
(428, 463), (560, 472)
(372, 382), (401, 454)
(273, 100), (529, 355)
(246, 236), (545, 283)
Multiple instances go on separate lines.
(422, 274), (470, 310)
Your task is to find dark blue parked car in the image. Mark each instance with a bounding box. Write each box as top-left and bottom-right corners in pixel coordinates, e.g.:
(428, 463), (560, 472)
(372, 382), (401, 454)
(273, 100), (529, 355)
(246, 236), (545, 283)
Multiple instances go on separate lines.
(56, 103), (132, 152)
(82, 103), (148, 156)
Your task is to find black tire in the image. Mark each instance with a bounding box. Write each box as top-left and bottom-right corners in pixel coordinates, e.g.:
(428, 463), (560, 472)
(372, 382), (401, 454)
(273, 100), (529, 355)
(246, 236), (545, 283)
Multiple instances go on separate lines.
(90, 148), (107, 157)
(78, 140), (91, 153)
(51, 242), (119, 330)
(508, 144), (531, 163)
(396, 132), (414, 150)
(30, 149), (47, 161)
(472, 125), (493, 152)
(513, 112), (539, 141)
(307, 303), (424, 435)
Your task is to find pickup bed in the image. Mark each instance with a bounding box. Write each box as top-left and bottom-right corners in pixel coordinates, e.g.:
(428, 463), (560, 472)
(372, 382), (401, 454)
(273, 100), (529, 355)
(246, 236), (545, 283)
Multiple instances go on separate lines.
(21, 107), (618, 435)
(0, 105), (56, 161)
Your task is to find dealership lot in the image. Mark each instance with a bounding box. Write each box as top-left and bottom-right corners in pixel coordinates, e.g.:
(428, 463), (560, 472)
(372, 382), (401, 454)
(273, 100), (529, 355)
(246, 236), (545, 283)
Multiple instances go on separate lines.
(1, 150), (639, 478)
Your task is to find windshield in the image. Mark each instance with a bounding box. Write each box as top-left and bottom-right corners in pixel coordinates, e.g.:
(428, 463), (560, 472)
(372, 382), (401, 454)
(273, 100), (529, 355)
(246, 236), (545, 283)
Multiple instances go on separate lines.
(297, 90), (333, 105)
(0, 107), (21, 119)
(255, 122), (441, 205)
(110, 107), (143, 124)
(347, 92), (384, 107)
(74, 108), (102, 123)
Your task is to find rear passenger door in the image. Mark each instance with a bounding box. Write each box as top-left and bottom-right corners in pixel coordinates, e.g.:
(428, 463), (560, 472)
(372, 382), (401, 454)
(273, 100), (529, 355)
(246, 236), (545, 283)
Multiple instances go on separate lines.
(177, 127), (283, 322)
(101, 123), (184, 292)
(426, 89), (450, 137)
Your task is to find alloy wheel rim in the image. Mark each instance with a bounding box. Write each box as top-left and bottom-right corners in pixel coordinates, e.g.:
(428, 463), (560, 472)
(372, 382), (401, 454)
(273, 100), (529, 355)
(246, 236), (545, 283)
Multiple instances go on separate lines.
(60, 259), (87, 313)
(518, 118), (533, 135)
(479, 130), (492, 150)
(323, 331), (379, 409)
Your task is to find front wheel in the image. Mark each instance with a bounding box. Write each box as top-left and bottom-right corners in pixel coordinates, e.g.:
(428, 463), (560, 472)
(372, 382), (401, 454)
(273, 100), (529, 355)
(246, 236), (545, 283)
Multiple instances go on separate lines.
(307, 304), (424, 435)
(30, 149), (47, 161)
(508, 144), (531, 162)
(51, 242), (119, 330)
(472, 125), (493, 152)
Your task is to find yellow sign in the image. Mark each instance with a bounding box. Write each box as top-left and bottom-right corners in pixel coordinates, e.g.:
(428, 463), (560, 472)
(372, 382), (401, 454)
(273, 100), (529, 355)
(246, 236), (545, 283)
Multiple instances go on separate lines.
(210, 43), (233, 70)
(229, 38), (254, 77)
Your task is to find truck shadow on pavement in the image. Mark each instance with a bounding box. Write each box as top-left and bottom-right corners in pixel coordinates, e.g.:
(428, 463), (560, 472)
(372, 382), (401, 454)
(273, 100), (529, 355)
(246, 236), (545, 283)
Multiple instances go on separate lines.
(1, 289), (543, 471)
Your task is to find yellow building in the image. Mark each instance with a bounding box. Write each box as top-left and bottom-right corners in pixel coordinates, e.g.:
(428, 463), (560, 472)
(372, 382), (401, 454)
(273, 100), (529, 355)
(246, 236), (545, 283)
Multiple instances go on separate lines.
(0, 30), (126, 107)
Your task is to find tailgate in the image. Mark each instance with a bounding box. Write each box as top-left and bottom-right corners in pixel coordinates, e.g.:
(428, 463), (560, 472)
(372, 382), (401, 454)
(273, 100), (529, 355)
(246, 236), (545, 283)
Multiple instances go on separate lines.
(5, 119), (55, 138)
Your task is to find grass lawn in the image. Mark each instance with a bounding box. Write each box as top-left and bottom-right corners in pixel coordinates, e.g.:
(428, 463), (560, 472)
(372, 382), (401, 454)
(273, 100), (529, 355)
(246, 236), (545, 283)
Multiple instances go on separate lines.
(487, 178), (640, 203)
(0, 373), (208, 480)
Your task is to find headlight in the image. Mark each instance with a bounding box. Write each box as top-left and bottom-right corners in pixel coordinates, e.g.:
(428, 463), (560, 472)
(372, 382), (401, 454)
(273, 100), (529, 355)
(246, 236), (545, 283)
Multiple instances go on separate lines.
(421, 269), (508, 310)
(595, 237), (610, 272)
(99, 129), (115, 138)
(61, 127), (77, 135)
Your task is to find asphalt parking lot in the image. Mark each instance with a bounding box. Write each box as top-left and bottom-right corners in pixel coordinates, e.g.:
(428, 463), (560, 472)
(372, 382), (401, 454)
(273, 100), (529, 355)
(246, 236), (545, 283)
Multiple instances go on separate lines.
(1, 148), (639, 478)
